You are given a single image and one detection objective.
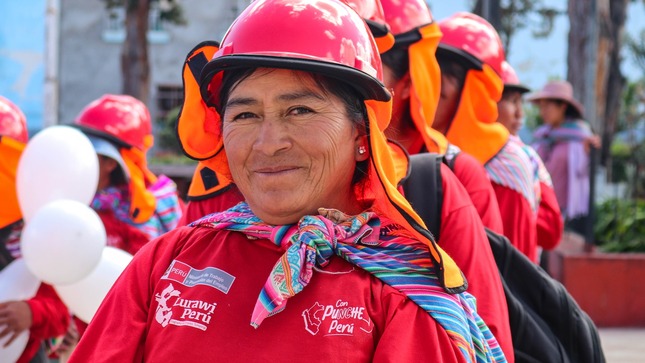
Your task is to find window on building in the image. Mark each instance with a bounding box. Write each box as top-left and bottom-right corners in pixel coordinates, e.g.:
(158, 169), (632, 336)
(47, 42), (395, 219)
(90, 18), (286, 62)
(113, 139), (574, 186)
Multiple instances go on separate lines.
(102, 1), (170, 44)
(157, 85), (184, 118)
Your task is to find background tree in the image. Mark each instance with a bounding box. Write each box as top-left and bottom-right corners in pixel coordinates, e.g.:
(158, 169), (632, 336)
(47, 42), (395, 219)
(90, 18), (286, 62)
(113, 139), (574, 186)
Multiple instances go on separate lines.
(103, 0), (185, 104)
(471, 0), (561, 57)
(567, 0), (629, 165)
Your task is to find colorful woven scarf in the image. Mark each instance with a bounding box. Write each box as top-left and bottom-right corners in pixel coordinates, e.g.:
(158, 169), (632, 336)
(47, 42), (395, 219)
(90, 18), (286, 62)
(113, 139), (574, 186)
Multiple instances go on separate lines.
(192, 203), (506, 363)
(91, 175), (182, 239)
(485, 138), (541, 212)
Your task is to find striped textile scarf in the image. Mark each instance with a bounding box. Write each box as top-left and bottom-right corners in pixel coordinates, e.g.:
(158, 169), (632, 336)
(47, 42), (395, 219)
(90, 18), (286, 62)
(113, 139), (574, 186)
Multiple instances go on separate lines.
(485, 138), (541, 212)
(192, 202), (506, 363)
(92, 175), (182, 239)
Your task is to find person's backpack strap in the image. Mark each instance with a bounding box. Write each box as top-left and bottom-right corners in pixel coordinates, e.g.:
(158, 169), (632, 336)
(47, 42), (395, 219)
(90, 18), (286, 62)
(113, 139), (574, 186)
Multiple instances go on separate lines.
(401, 153), (443, 240)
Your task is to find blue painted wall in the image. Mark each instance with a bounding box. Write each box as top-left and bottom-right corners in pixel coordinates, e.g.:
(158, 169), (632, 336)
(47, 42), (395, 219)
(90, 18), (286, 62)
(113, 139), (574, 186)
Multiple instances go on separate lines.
(0, 0), (46, 134)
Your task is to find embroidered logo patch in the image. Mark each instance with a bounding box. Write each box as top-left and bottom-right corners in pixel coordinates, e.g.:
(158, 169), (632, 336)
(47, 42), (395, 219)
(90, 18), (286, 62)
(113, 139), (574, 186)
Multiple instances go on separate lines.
(162, 260), (235, 294)
(301, 300), (373, 337)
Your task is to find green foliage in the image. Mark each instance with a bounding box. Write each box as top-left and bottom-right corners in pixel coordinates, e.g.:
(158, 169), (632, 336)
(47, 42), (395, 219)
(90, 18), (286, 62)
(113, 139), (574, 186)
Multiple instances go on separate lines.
(594, 198), (645, 252)
(156, 106), (184, 155)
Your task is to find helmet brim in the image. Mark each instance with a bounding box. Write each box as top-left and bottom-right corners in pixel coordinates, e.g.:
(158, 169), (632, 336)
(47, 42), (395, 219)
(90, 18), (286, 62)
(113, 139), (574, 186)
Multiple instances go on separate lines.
(199, 54), (391, 108)
(436, 44), (483, 72)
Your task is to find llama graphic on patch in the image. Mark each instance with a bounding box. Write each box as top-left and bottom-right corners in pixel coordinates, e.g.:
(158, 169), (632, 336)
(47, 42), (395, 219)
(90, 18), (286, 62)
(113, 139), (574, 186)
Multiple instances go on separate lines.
(155, 283), (181, 327)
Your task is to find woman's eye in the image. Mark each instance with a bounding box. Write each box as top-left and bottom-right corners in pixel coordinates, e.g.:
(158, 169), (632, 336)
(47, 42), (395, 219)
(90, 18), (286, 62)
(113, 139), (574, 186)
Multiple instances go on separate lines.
(288, 107), (314, 116)
(231, 112), (257, 121)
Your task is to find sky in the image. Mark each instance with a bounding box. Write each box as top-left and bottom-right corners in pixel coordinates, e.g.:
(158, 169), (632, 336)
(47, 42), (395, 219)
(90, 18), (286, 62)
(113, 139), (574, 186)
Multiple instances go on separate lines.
(430, 1), (645, 91)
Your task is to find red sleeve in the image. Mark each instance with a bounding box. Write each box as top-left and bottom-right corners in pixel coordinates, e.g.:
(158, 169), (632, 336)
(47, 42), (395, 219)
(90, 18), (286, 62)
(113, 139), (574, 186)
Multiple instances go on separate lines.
(20, 284), (70, 363)
(492, 184), (538, 263)
(536, 182), (563, 250)
(98, 210), (151, 256)
(68, 228), (189, 363)
(178, 187), (245, 226)
(437, 164), (514, 363)
(451, 153), (504, 234)
(372, 289), (465, 363)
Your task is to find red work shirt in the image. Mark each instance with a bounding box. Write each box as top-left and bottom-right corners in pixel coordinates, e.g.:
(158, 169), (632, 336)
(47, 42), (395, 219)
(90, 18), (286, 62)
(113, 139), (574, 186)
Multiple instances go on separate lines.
(536, 182), (563, 251)
(451, 152), (504, 235)
(20, 284), (69, 363)
(69, 227), (467, 363)
(492, 184), (539, 263)
(98, 210), (150, 256)
(433, 164), (513, 362)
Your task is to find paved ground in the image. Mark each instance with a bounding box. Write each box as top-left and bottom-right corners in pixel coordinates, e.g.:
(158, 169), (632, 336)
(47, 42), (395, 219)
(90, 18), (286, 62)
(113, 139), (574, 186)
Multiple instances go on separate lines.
(599, 328), (645, 363)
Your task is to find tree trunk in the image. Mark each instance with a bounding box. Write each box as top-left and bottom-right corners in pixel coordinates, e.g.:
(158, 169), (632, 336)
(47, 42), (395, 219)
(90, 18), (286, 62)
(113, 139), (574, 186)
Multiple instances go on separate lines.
(121, 0), (150, 104)
(567, 0), (596, 129)
(601, 0), (628, 165)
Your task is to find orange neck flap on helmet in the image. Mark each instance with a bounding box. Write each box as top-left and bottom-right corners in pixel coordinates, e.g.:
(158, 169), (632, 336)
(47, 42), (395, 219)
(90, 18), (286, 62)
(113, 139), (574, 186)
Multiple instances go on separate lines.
(363, 99), (466, 292)
(445, 64), (509, 165)
(0, 136), (25, 228)
(120, 145), (158, 224)
(407, 22), (450, 154)
(176, 41), (234, 200)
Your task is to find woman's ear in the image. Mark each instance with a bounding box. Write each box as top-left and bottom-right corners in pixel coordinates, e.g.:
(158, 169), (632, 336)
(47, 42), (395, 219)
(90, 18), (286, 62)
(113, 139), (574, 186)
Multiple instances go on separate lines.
(355, 135), (369, 161)
(394, 72), (412, 102)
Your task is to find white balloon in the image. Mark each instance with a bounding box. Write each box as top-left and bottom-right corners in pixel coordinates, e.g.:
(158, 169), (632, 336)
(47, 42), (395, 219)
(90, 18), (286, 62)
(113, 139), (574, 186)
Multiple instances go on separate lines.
(0, 331), (29, 363)
(0, 259), (41, 302)
(16, 125), (99, 221)
(55, 247), (133, 324)
(21, 199), (106, 285)
(0, 259), (41, 363)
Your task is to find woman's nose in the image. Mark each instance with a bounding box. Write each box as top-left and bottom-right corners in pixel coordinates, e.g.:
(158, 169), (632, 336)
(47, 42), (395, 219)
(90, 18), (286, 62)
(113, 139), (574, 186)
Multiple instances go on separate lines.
(252, 116), (292, 156)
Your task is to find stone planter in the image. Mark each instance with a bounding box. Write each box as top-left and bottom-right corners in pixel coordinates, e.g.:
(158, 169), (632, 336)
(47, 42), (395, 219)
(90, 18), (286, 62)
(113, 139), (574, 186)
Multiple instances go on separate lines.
(547, 233), (645, 327)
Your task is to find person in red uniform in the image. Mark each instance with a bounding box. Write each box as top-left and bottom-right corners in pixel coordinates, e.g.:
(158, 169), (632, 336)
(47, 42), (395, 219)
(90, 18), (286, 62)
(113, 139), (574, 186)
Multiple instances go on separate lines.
(0, 96), (69, 363)
(433, 13), (541, 263)
(497, 61), (563, 253)
(69, 1), (506, 362)
(56, 95), (185, 361)
(374, 1), (512, 359)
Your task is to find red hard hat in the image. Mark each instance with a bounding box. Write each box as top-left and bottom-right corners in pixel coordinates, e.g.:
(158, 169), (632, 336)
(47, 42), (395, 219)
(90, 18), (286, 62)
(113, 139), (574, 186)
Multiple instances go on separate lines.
(0, 96), (28, 143)
(74, 94), (152, 151)
(380, 0), (433, 36)
(437, 12), (505, 76)
(342, 0), (394, 53)
(200, 0), (389, 109)
(501, 61), (530, 94)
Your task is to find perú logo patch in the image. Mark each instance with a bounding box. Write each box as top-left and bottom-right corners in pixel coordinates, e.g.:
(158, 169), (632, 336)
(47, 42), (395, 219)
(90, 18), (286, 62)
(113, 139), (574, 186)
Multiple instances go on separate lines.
(301, 300), (373, 337)
(154, 282), (218, 331)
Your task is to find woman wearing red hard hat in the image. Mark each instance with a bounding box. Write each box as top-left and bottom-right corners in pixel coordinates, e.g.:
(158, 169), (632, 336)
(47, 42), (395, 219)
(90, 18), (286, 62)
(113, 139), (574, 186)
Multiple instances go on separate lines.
(498, 62), (564, 257)
(0, 96), (70, 363)
(69, 1), (504, 361)
(377, 1), (512, 360)
(433, 12), (542, 264)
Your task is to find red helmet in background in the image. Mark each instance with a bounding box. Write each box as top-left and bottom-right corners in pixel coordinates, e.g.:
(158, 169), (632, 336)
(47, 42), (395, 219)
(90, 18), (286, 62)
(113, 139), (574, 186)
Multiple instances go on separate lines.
(437, 12), (505, 76)
(74, 94), (153, 151)
(380, 0), (433, 36)
(0, 96), (28, 143)
(501, 61), (530, 94)
(343, 0), (395, 52)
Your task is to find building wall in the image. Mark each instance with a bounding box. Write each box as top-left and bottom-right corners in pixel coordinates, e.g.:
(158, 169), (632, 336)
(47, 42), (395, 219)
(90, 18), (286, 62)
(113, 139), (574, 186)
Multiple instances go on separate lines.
(0, 0), (46, 133)
(58, 0), (246, 126)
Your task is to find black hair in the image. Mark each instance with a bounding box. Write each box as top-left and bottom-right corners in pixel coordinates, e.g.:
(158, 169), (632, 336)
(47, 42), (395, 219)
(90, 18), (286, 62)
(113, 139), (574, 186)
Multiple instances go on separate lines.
(437, 55), (468, 92)
(381, 46), (410, 81)
(216, 67), (370, 185)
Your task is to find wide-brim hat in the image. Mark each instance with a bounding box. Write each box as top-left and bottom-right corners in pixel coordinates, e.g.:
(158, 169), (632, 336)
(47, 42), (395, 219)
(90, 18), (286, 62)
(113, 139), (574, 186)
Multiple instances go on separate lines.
(87, 134), (130, 181)
(526, 80), (584, 118)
